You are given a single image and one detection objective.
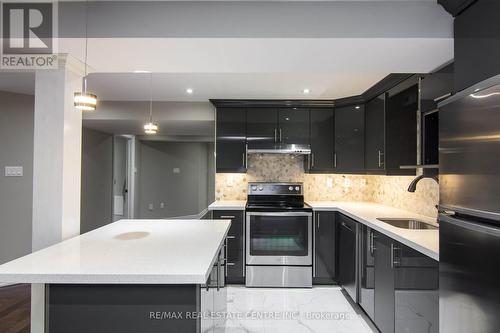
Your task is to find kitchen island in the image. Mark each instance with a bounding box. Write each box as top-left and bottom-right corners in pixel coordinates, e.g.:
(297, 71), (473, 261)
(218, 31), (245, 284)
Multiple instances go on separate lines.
(0, 219), (231, 333)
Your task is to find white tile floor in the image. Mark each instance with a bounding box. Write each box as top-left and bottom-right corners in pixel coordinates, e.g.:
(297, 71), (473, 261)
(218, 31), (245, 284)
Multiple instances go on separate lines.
(220, 286), (378, 333)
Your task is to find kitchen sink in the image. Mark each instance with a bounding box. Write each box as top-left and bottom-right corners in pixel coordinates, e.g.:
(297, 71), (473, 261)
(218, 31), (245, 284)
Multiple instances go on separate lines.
(377, 218), (438, 230)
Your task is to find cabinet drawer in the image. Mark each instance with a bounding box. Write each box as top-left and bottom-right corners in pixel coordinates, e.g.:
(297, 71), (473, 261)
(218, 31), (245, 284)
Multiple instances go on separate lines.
(226, 248), (245, 282)
(212, 210), (244, 238)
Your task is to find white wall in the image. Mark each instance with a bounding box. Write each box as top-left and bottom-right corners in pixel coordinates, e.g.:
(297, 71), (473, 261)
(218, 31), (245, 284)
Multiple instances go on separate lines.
(0, 91), (34, 264)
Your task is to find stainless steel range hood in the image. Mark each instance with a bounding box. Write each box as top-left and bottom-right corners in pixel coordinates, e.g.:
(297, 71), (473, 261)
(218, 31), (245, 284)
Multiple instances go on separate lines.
(246, 143), (311, 155)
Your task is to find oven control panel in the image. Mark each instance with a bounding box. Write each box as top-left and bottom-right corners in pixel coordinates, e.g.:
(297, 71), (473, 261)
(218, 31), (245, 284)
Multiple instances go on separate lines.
(248, 182), (303, 195)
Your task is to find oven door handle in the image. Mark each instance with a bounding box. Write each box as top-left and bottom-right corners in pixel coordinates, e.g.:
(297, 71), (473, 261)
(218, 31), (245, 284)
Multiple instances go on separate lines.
(246, 211), (313, 217)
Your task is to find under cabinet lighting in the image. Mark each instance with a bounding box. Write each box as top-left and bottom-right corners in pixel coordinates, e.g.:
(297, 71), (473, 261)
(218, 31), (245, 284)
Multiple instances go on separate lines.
(302, 88), (311, 94)
(186, 88), (194, 94)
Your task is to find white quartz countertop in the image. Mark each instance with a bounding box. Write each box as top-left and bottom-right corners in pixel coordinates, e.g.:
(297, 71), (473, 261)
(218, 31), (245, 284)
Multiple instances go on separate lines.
(0, 219), (231, 284)
(307, 201), (439, 261)
(209, 200), (247, 210)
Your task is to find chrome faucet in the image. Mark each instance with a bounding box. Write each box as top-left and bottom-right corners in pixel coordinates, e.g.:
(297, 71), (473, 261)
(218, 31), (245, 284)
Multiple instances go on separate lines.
(407, 174), (439, 192)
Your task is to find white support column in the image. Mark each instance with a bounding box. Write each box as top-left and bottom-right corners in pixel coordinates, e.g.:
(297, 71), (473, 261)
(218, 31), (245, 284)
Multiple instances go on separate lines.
(31, 55), (85, 333)
(32, 55), (84, 251)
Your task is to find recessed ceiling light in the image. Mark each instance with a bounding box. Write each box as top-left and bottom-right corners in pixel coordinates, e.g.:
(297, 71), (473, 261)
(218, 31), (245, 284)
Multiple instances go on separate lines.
(355, 106), (360, 109)
(302, 88), (311, 94)
(186, 88), (194, 94)
(133, 70), (151, 74)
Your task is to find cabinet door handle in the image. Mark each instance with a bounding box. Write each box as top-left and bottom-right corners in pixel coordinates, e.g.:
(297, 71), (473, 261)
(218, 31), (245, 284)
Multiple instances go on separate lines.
(274, 128), (278, 142)
(220, 216), (235, 219)
(279, 128), (282, 142)
(226, 262), (236, 266)
(311, 153), (315, 168)
(333, 153), (337, 168)
(226, 235), (236, 239)
(390, 243), (400, 268)
(341, 221), (353, 232)
(390, 243), (395, 268)
(245, 144), (248, 167)
(378, 150), (384, 168)
(369, 231), (375, 255)
(216, 251), (221, 291)
(225, 238), (228, 276)
(317, 213), (320, 230)
(313, 213), (317, 277)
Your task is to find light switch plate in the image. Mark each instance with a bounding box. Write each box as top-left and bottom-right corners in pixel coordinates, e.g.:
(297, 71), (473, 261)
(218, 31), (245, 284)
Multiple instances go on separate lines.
(5, 166), (23, 177)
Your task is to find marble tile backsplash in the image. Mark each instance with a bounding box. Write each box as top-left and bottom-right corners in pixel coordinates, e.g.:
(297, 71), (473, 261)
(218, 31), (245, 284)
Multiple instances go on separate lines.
(215, 154), (439, 218)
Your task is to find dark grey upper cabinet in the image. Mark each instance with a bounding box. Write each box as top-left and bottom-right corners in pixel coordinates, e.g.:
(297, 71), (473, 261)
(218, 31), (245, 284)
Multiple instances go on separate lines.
(394, 243), (439, 333)
(385, 85), (418, 175)
(454, 0), (500, 92)
(374, 231), (396, 333)
(278, 108), (310, 145)
(314, 211), (336, 283)
(246, 108), (279, 146)
(216, 107), (247, 173)
(335, 104), (365, 172)
(364, 94), (386, 171)
(309, 108), (335, 172)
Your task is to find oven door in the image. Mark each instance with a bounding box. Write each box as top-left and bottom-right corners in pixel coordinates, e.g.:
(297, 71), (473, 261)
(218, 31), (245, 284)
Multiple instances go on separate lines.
(246, 211), (312, 265)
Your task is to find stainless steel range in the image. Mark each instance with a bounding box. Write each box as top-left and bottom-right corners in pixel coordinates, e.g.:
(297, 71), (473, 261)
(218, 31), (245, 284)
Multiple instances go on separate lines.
(245, 182), (312, 288)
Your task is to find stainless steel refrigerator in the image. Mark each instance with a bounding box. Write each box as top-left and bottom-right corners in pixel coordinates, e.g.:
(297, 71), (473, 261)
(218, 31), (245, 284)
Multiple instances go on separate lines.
(439, 75), (500, 333)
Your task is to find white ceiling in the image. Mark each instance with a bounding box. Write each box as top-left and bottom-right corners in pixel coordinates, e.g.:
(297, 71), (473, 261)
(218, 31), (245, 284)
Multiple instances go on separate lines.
(79, 37), (452, 101)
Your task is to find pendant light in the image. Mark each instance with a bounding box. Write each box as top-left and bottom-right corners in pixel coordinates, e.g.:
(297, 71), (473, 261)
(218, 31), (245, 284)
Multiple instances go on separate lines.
(144, 73), (159, 135)
(74, 0), (97, 111)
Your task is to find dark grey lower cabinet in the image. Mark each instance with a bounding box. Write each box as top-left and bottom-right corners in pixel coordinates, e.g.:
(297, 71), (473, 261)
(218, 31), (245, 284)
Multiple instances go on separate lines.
(313, 211), (336, 283)
(359, 226), (375, 321)
(212, 210), (245, 283)
(48, 284), (201, 332)
(394, 244), (439, 333)
(374, 232), (396, 333)
(337, 214), (358, 301)
(361, 230), (439, 333)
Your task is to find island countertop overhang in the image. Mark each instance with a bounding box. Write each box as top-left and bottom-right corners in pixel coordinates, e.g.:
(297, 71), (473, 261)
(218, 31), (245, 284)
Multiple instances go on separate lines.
(0, 219), (231, 285)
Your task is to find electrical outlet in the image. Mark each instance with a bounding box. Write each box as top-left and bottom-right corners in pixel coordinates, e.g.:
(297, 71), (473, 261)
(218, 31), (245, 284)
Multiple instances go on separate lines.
(4, 166), (23, 177)
(326, 178), (333, 188)
(343, 178), (351, 188)
(160, 202), (165, 209)
(148, 203), (154, 211)
(173, 168), (180, 174)
(227, 175), (234, 187)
